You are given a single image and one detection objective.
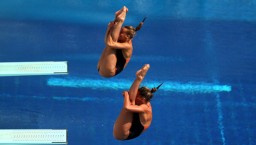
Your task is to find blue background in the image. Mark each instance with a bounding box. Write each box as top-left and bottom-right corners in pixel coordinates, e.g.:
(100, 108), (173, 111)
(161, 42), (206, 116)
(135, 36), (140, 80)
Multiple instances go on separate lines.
(0, 0), (256, 145)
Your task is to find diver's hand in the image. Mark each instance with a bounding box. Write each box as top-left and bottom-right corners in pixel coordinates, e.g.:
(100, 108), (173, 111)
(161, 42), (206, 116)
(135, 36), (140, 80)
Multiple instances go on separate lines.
(122, 91), (129, 98)
(108, 21), (115, 28)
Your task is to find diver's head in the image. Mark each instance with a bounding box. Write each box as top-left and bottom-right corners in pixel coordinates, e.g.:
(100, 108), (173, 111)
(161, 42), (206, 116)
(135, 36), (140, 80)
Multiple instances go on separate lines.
(137, 83), (163, 103)
(122, 17), (147, 39)
(118, 27), (132, 42)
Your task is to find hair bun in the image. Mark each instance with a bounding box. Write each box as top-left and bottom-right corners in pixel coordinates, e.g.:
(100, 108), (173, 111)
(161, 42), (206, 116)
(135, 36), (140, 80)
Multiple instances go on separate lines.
(151, 83), (163, 93)
(135, 17), (147, 32)
(151, 88), (157, 93)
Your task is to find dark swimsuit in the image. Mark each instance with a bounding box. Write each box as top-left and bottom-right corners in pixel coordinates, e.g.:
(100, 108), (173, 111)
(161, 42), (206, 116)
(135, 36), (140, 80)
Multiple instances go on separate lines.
(125, 113), (144, 140)
(97, 49), (129, 76)
(115, 49), (128, 76)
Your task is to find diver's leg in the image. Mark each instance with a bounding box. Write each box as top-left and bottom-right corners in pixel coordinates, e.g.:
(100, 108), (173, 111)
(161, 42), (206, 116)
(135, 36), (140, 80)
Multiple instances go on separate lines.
(110, 6), (128, 42)
(128, 64), (150, 104)
(113, 91), (133, 140)
(97, 46), (117, 77)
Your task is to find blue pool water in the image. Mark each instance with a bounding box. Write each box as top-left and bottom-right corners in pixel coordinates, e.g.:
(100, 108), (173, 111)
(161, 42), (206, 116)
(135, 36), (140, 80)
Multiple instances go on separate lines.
(0, 1), (256, 145)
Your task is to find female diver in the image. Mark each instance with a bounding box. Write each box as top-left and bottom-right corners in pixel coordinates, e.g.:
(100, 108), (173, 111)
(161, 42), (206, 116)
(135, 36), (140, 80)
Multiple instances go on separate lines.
(97, 6), (146, 77)
(113, 64), (163, 140)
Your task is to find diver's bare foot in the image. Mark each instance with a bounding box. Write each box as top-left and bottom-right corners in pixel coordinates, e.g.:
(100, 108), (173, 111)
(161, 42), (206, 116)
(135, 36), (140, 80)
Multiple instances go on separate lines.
(116, 6), (128, 16)
(115, 6), (128, 22)
(136, 64), (150, 80)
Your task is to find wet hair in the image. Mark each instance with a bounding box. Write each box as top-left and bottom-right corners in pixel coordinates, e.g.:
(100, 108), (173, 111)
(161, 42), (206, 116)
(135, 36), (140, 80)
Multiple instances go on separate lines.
(138, 83), (163, 102)
(124, 17), (147, 39)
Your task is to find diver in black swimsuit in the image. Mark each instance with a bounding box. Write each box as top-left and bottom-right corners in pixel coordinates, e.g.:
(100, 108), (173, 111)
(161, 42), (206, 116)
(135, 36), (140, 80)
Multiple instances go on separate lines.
(97, 6), (146, 77)
(113, 64), (163, 140)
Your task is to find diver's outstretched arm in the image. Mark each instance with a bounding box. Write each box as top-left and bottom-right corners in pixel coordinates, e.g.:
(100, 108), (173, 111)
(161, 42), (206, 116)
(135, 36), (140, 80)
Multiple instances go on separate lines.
(128, 64), (150, 104)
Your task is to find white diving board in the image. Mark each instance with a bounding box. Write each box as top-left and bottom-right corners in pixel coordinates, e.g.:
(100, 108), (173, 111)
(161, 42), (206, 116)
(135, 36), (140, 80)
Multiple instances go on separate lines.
(0, 129), (67, 144)
(0, 61), (68, 76)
